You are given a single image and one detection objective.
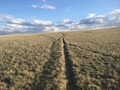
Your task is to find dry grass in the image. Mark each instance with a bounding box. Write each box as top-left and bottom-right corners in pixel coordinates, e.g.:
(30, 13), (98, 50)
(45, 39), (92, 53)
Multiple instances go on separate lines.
(0, 34), (53, 89)
(65, 27), (120, 90)
(0, 27), (120, 90)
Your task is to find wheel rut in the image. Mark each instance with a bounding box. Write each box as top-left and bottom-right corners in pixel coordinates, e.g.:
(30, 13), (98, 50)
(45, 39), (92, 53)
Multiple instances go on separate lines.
(31, 33), (76, 90)
(61, 33), (76, 90)
(69, 44), (117, 60)
(40, 34), (56, 41)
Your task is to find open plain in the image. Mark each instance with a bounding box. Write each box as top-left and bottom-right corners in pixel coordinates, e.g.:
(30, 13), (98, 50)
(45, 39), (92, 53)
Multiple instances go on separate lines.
(0, 28), (120, 90)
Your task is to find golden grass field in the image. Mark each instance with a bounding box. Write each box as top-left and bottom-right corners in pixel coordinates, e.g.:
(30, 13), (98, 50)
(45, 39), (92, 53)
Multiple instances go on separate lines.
(0, 27), (120, 90)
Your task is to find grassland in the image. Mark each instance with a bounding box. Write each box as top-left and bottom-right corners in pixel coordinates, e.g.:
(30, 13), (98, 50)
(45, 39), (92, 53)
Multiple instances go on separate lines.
(0, 28), (120, 90)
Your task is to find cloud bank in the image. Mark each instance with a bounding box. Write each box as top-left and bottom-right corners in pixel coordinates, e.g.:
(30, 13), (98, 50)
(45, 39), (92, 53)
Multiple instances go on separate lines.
(0, 9), (120, 35)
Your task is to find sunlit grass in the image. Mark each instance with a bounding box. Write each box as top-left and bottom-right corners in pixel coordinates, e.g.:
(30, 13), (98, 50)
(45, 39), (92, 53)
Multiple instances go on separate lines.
(0, 27), (120, 90)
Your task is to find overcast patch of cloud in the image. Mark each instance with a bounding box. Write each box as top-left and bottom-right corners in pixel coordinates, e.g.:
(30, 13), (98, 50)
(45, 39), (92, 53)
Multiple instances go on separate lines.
(80, 14), (108, 27)
(0, 9), (120, 35)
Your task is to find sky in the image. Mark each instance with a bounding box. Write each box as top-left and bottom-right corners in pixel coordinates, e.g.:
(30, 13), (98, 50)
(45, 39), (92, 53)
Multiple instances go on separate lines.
(0, 0), (120, 34)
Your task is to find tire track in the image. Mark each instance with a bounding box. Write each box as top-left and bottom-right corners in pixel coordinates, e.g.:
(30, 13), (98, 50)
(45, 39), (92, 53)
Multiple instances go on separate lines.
(68, 44), (117, 60)
(40, 33), (63, 41)
(31, 34), (66, 90)
(61, 33), (77, 90)
(40, 34), (56, 41)
(32, 33), (77, 90)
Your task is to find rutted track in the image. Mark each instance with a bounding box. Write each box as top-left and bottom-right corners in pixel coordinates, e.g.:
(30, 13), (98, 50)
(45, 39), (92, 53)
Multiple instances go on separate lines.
(61, 33), (77, 90)
(31, 34), (67, 90)
(31, 33), (77, 90)
(40, 34), (56, 41)
(68, 44), (117, 60)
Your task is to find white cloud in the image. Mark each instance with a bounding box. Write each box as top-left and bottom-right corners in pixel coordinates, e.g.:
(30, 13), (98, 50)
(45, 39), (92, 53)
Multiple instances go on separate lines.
(87, 13), (96, 18)
(6, 24), (23, 29)
(0, 9), (120, 34)
(61, 19), (73, 24)
(31, 19), (52, 25)
(80, 15), (108, 26)
(9, 18), (25, 24)
(111, 9), (120, 22)
(0, 14), (12, 19)
(0, 14), (25, 24)
(111, 9), (120, 15)
(32, 4), (56, 10)
(45, 26), (58, 32)
(32, 5), (37, 8)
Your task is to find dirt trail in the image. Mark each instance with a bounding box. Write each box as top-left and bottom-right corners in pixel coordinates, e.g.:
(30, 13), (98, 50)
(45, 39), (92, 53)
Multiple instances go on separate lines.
(31, 33), (76, 90)
(31, 34), (67, 90)
(61, 33), (76, 90)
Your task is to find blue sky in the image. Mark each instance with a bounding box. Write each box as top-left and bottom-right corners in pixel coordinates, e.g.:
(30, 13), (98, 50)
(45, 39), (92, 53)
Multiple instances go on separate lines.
(0, 0), (120, 34)
(0, 0), (120, 21)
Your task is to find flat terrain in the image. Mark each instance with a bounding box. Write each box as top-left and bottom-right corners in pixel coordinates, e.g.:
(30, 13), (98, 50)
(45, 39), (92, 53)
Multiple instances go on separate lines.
(0, 28), (120, 90)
